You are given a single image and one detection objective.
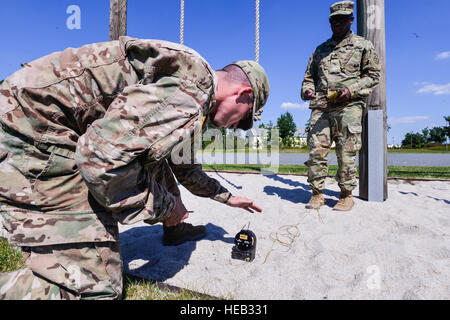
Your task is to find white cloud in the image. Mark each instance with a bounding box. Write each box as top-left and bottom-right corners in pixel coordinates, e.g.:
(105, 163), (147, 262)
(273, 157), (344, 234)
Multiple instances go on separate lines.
(281, 102), (309, 110)
(417, 83), (450, 95)
(436, 51), (450, 60)
(389, 116), (430, 125)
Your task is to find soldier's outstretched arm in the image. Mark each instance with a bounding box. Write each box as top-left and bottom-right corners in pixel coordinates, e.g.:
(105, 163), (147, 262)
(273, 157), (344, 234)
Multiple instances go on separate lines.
(75, 75), (206, 225)
(168, 161), (262, 213)
(168, 160), (232, 204)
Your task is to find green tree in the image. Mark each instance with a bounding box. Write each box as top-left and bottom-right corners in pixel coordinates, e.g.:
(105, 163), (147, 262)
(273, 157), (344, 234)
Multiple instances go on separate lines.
(421, 127), (431, 144)
(444, 116), (450, 140)
(401, 132), (426, 148)
(276, 112), (296, 139)
(258, 121), (275, 141)
(428, 126), (446, 144)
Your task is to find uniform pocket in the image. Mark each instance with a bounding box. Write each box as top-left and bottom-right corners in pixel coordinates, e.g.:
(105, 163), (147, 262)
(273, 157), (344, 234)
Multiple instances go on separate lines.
(28, 242), (120, 299)
(345, 125), (362, 153)
(342, 105), (363, 133)
(22, 144), (52, 180)
(32, 150), (87, 211)
(348, 123), (362, 134)
(329, 53), (341, 74)
(345, 50), (363, 73)
(94, 241), (123, 299)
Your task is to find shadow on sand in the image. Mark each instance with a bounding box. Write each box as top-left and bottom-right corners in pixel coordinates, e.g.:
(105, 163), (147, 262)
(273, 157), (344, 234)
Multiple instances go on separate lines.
(120, 223), (234, 282)
(262, 174), (342, 207)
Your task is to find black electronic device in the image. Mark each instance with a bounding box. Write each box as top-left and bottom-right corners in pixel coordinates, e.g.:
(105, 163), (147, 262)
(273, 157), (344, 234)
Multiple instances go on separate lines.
(231, 224), (256, 262)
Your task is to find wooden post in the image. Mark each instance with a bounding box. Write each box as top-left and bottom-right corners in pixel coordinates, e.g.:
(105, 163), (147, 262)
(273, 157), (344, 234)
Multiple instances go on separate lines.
(109, 0), (127, 41)
(357, 0), (388, 201)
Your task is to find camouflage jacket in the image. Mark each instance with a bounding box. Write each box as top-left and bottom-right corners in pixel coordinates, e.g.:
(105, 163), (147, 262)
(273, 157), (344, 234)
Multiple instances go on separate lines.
(301, 31), (381, 109)
(0, 37), (230, 246)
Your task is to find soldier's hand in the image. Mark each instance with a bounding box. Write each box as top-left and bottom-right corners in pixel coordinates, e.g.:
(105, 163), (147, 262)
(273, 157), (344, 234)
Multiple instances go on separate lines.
(304, 90), (316, 100)
(163, 197), (189, 227)
(336, 87), (351, 103)
(226, 196), (262, 213)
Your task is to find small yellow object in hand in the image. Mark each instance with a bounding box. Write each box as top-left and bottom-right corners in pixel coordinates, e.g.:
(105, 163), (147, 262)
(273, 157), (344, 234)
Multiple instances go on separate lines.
(327, 90), (341, 104)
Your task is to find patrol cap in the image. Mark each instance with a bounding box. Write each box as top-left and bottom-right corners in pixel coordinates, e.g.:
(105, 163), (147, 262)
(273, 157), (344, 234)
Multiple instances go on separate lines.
(230, 60), (270, 130)
(329, 1), (354, 18)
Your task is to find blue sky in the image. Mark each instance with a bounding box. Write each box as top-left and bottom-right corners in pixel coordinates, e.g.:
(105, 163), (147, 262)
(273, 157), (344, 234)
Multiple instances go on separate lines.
(1, 0), (449, 145)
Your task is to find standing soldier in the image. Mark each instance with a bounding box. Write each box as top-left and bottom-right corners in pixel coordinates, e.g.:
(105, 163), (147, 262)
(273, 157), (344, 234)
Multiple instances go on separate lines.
(301, 1), (381, 211)
(0, 37), (269, 299)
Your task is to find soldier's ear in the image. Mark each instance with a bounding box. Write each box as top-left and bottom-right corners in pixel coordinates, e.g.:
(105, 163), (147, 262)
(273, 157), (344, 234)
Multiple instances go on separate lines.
(238, 87), (253, 97)
(236, 87), (253, 104)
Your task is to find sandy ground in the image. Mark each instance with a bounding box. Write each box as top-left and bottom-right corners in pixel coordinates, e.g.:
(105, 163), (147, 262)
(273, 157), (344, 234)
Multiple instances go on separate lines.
(119, 172), (450, 300)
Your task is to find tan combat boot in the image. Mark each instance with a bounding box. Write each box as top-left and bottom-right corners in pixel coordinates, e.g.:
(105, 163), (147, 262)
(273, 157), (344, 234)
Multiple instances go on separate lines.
(305, 190), (325, 209)
(333, 190), (354, 211)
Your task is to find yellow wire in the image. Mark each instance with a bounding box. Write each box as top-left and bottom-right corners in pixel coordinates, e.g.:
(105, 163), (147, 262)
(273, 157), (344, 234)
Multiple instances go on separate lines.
(262, 208), (324, 264)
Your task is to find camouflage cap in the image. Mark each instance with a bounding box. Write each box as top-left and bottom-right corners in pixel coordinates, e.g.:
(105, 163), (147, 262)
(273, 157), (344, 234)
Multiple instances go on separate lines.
(230, 60), (270, 130)
(329, 1), (354, 18)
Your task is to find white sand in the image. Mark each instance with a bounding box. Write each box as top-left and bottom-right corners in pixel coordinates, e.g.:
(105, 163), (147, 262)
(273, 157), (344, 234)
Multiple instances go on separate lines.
(119, 172), (450, 300)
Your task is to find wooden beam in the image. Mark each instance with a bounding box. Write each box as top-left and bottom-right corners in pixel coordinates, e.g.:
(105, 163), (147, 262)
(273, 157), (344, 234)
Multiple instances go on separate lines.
(109, 0), (127, 41)
(357, 0), (388, 201)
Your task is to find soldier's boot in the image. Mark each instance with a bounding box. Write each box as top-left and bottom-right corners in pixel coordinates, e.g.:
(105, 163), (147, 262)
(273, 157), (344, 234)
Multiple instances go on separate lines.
(305, 190), (325, 210)
(333, 190), (355, 211)
(163, 223), (206, 246)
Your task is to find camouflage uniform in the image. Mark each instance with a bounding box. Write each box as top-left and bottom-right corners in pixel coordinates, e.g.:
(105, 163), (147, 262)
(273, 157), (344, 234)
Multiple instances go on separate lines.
(0, 37), (236, 299)
(301, 29), (381, 193)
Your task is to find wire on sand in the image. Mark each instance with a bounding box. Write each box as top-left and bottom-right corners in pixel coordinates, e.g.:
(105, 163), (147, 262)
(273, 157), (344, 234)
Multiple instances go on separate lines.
(262, 208), (324, 264)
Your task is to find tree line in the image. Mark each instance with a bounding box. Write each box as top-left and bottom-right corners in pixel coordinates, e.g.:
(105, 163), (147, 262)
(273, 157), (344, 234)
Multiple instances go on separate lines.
(401, 116), (450, 148)
(258, 111), (306, 148)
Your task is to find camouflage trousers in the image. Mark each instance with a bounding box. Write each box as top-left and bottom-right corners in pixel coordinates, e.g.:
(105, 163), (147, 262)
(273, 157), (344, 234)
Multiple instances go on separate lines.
(306, 104), (363, 193)
(0, 237), (123, 300)
(0, 159), (181, 300)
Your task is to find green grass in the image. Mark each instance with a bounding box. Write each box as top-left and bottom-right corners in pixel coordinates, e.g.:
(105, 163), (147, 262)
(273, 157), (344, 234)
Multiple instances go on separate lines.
(386, 166), (450, 179)
(123, 275), (219, 300)
(203, 163), (312, 175)
(0, 237), (26, 273)
(387, 146), (450, 153)
(203, 164), (450, 179)
(205, 146), (449, 154)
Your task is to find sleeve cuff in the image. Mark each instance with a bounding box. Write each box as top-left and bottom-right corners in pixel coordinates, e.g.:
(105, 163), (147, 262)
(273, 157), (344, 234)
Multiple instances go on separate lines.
(301, 86), (315, 100)
(211, 191), (232, 204)
(347, 85), (360, 99)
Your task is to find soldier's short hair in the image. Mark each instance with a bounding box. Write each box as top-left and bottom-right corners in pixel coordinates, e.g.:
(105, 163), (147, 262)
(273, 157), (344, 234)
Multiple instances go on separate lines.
(221, 64), (254, 104)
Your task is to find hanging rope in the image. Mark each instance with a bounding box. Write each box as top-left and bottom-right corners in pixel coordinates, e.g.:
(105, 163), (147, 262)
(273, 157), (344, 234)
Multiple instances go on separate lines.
(180, 0), (258, 58)
(180, 0), (184, 45)
(255, 0), (260, 63)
